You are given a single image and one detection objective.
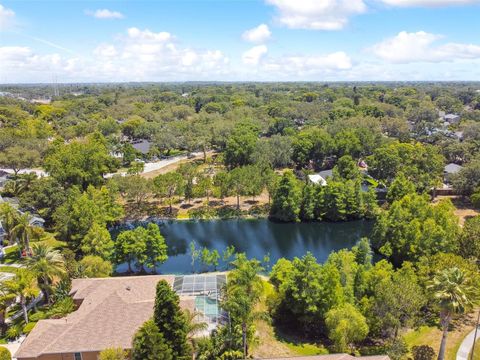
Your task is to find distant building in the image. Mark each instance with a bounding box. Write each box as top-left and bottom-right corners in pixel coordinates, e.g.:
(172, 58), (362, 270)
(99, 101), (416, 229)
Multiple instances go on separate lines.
(30, 98), (52, 105)
(308, 174), (327, 186)
(444, 114), (461, 124)
(307, 169), (333, 186)
(131, 139), (151, 155)
(444, 163), (463, 183)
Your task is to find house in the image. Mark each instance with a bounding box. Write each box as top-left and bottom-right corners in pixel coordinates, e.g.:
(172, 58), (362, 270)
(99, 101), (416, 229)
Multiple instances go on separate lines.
(307, 169), (333, 186)
(0, 196), (45, 229)
(15, 274), (225, 360)
(29, 215), (45, 228)
(131, 139), (151, 155)
(444, 163), (463, 184)
(308, 174), (327, 186)
(0, 220), (6, 244)
(444, 114), (461, 125)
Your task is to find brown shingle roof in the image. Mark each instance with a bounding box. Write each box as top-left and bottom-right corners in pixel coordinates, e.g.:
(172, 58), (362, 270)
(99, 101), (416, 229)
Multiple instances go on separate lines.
(15, 275), (175, 359)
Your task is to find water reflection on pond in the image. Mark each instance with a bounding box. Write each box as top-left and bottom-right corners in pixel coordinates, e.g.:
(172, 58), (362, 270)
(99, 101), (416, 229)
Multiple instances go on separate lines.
(114, 219), (374, 274)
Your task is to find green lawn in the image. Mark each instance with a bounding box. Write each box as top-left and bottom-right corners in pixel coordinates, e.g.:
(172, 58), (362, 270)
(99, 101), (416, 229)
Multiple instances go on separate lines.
(404, 319), (477, 360)
(470, 339), (480, 360)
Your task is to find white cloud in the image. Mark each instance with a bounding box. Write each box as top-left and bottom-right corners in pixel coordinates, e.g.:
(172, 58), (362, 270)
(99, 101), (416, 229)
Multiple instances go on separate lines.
(0, 28), (231, 82)
(263, 51), (352, 74)
(87, 9), (124, 19)
(242, 45), (268, 65)
(265, 0), (366, 30)
(370, 31), (480, 63)
(379, 0), (480, 7)
(242, 24), (271, 43)
(0, 3), (15, 31)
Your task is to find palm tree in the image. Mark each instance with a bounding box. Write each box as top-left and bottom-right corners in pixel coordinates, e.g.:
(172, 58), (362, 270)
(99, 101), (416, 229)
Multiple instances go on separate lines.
(26, 244), (66, 304)
(226, 254), (264, 358)
(0, 284), (15, 335)
(5, 268), (40, 323)
(12, 212), (36, 255)
(428, 267), (479, 360)
(184, 309), (208, 360)
(0, 203), (19, 245)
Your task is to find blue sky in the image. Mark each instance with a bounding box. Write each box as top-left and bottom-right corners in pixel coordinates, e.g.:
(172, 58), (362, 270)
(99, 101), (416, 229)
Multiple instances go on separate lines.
(1, 0), (480, 83)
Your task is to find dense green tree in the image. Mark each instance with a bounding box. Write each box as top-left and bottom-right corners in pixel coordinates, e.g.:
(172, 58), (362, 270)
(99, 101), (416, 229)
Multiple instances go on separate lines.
(213, 171), (230, 201)
(333, 155), (361, 180)
(81, 222), (114, 259)
(457, 216), (480, 261)
(367, 142), (444, 191)
(54, 185), (123, 252)
(45, 133), (117, 189)
(145, 223), (168, 273)
(325, 303), (369, 352)
(153, 280), (190, 359)
(372, 194), (459, 266)
(228, 166), (254, 209)
(271, 253), (344, 333)
(154, 171), (184, 212)
(451, 159), (480, 196)
(114, 227), (147, 273)
(224, 122), (259, 168)
(292, 128), (334, 169)
(270, 171), (301, 222)
(79, 255), (113, 278)
(368, 263), (425, 338)
(0, 146), (40, 175)
(18, 177), (66, 226)
(386, 173), (416, 203)
(109, 175), (153, 209)
(132, 319), (173, 360)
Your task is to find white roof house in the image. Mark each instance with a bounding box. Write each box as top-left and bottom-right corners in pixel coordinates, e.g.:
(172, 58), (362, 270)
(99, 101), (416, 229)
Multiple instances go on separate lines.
(444, 163), (463, 174)
(444, 114), (461, 124)
(308, 174), (328, 186)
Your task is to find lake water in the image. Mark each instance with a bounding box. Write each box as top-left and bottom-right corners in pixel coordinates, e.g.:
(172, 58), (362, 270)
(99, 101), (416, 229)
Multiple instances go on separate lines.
(115, 219), (374, 274)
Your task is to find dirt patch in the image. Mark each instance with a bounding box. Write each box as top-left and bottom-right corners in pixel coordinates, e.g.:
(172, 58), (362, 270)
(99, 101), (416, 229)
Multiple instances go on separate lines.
(433, 196), (479, 226)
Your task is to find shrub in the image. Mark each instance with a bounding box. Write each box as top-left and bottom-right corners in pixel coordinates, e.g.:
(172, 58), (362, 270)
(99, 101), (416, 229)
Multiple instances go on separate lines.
(5, 324), (21, 340)
(22, 322), (37, 334)
(99, 348), (128, 360)
(29, 311), (47, 322)
(412, 345), (436, 360)
(386, 338), (409, 360)
(0, 347), (11, 360)
(47, 297), (75, 319)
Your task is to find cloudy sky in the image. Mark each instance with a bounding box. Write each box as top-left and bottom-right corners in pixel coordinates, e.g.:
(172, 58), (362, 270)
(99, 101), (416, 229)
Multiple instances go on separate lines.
(1, 0), (480, 83)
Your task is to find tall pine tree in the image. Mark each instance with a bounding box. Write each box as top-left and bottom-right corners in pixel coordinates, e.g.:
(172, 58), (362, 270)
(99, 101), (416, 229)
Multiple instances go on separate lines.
(153, 280), (190, 359)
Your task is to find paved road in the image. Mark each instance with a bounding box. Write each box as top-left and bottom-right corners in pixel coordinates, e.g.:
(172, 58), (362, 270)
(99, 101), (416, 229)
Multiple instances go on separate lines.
(105, 152), (204, 178)
(457, 326), (479, 360)
(0, 168), (48, 177)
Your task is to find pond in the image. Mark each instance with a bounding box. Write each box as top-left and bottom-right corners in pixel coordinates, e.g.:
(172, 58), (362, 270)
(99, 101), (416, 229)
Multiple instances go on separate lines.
(115, 219), (374, 274)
